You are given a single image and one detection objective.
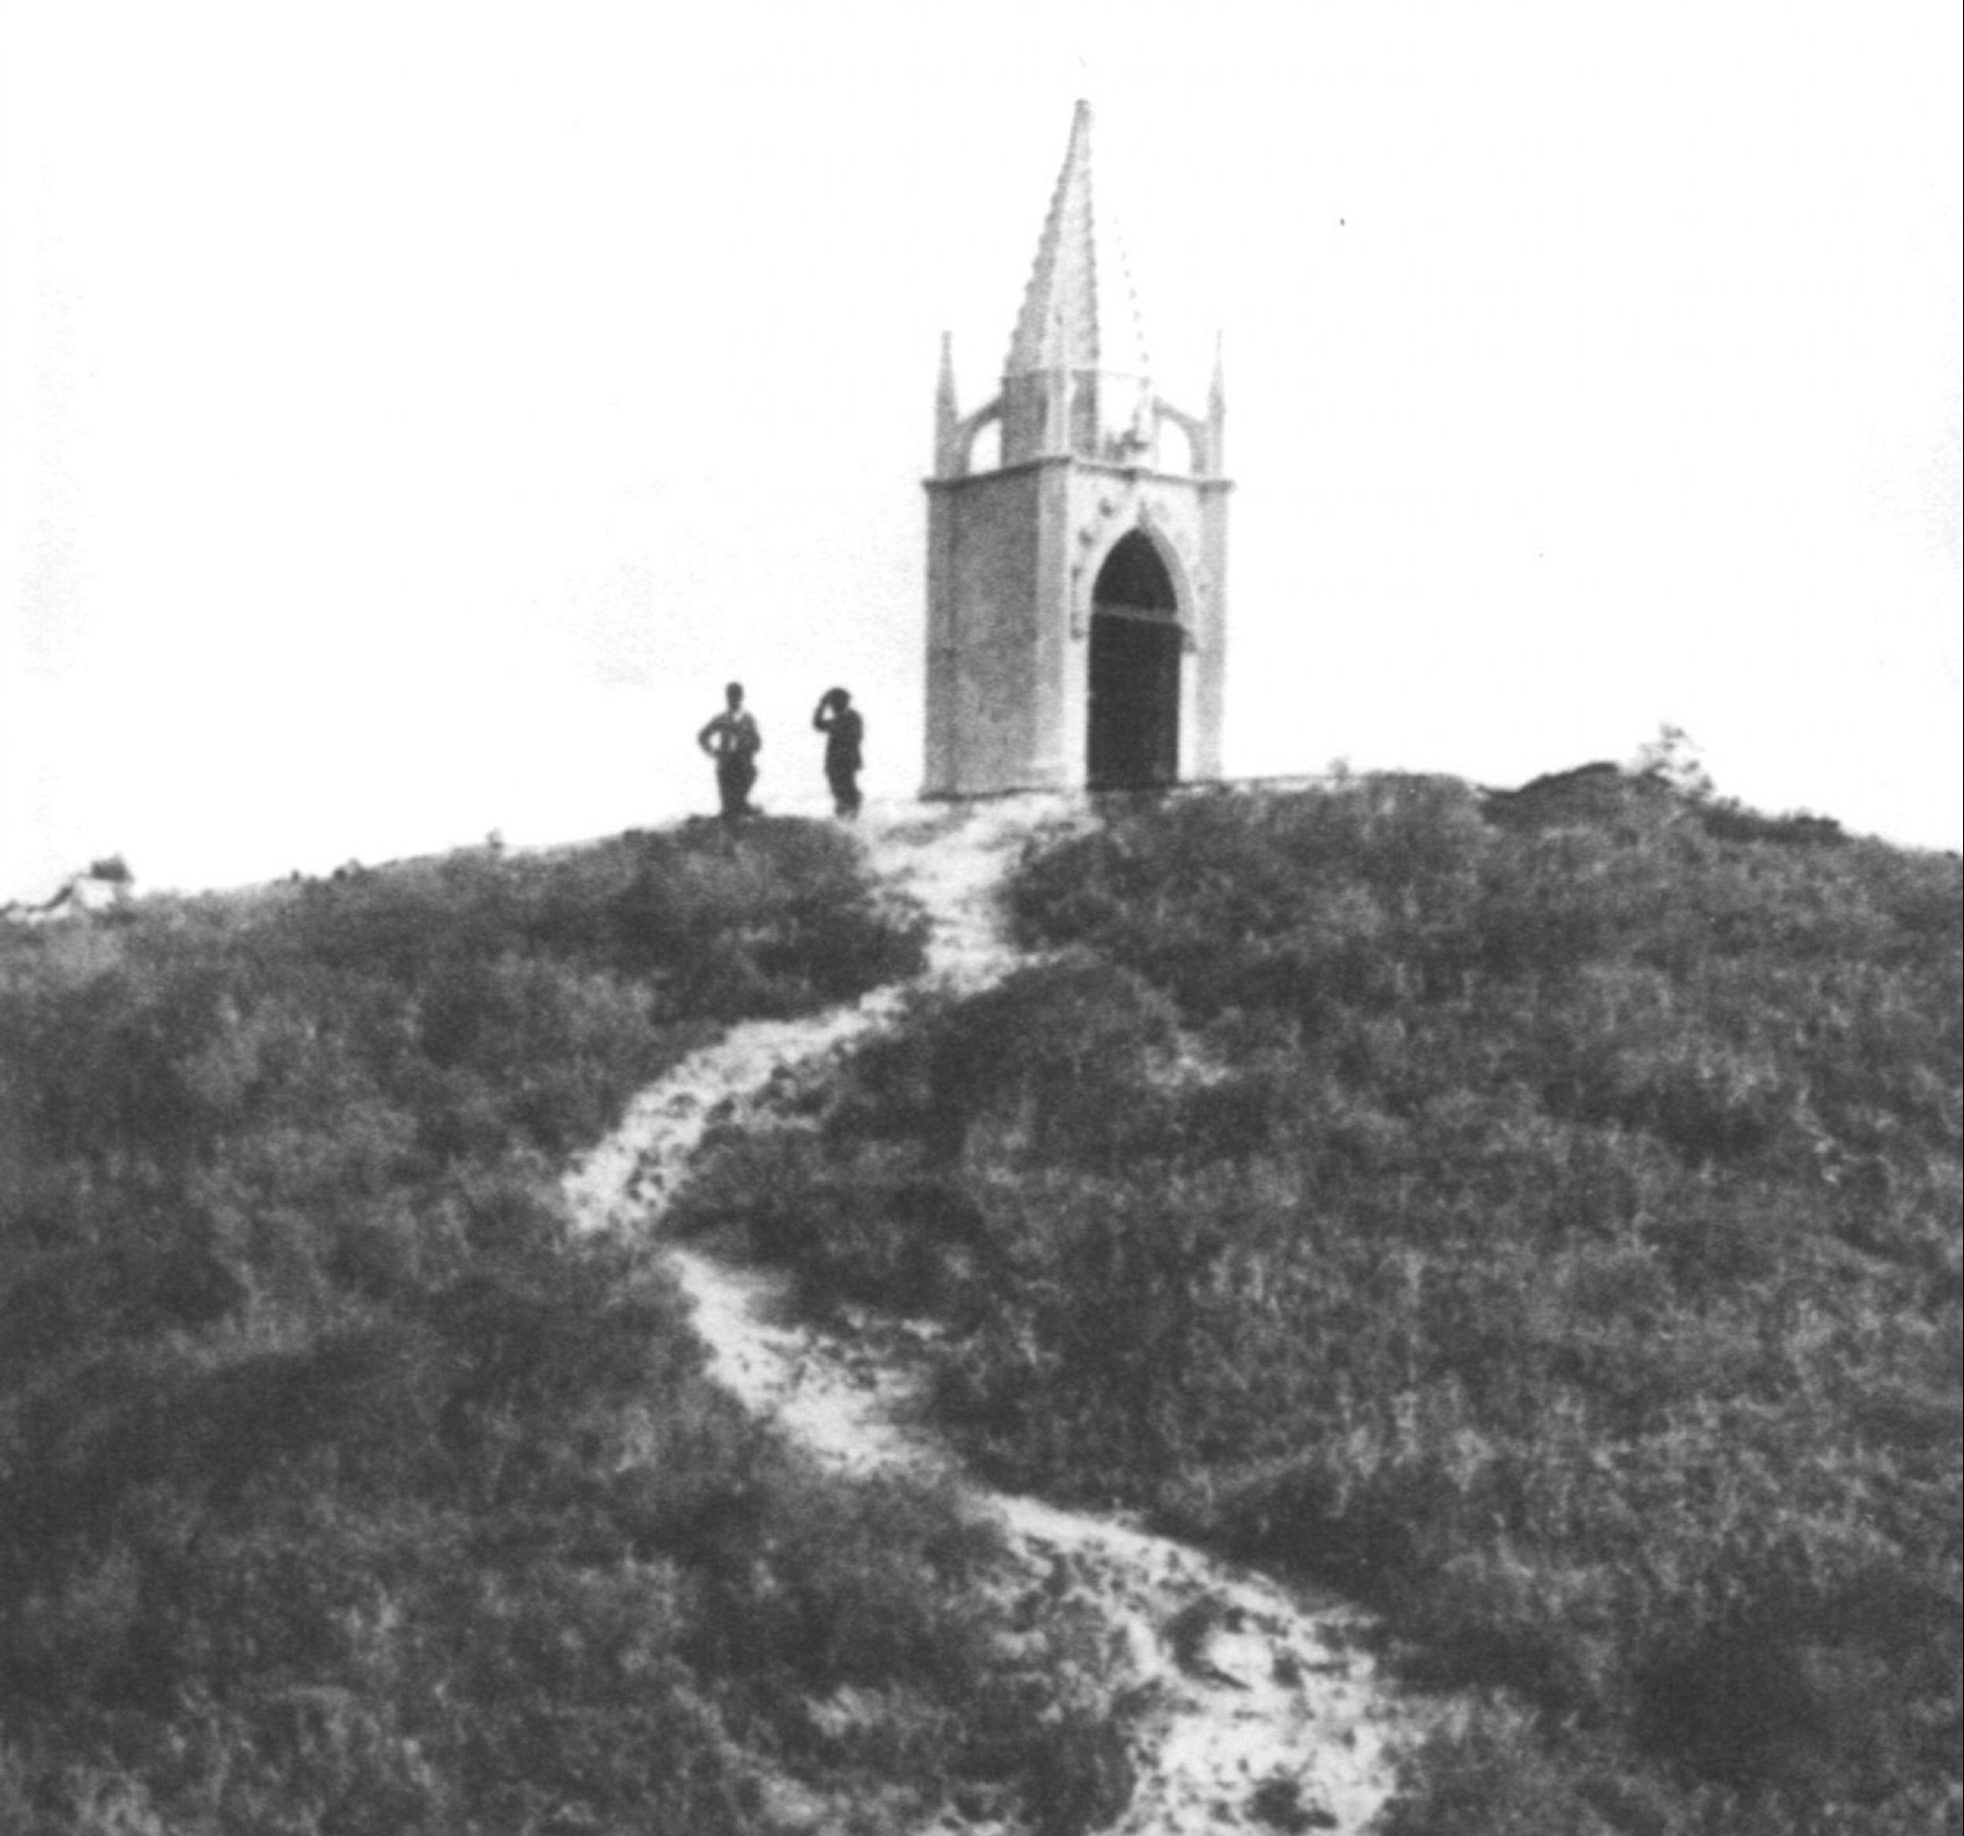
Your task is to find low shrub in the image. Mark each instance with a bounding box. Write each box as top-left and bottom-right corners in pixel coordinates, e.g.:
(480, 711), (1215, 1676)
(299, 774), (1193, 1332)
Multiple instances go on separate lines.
(685, 774), (1961, 1832)
(0, 818), (1089, 1834)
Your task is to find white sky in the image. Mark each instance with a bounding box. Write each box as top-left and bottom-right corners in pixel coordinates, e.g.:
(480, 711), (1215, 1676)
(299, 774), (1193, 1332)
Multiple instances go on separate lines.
(3, 2), (1959, 899)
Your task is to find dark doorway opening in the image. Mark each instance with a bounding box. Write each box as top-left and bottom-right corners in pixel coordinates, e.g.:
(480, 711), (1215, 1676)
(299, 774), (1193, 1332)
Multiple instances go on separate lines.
(1088, 532), (1181, 788)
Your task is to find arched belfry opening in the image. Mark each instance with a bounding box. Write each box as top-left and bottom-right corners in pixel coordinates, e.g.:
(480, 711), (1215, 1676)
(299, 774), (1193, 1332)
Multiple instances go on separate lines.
(922, 100), (1230, 798)
(1088, 532), (1182, 788)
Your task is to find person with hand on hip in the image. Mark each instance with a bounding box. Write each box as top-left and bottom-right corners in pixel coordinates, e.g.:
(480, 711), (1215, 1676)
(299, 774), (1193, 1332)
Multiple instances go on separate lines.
(699, 681), (763, 823)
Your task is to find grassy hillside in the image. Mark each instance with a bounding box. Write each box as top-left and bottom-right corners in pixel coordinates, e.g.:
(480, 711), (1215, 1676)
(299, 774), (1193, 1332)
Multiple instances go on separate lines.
(676, 774), (1962, 1834)
(0, 822), (1125, 1836)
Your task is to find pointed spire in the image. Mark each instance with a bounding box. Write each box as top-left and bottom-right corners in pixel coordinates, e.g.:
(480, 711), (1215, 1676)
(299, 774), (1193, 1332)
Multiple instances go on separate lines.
(1206, 331), (1227, 472)
(934, 331), (961, 476)
(937, 330), (959, 417)
(1005, 99), (1151, 386)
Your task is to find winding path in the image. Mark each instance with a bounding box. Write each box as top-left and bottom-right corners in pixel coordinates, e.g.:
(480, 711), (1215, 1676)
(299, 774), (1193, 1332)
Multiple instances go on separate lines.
(564, 799), (1421, 1835)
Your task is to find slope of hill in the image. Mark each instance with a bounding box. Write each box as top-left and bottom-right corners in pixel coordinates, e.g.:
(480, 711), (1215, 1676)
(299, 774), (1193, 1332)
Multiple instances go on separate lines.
(9, 777), (1956, 1834)
(584, 797), (1428, 1835)
(0, 820), (1122, 1835)
(681, 773), (1962, 1834)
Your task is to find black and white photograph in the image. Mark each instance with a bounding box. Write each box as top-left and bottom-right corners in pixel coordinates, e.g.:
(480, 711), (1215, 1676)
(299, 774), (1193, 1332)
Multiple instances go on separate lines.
(2, 5), (1958, 1831)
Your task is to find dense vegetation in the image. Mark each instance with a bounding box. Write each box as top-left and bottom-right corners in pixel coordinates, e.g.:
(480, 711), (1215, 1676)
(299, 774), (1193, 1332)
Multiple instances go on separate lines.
(0, 822), (1124, 1835)
(678, 774), (1963, 1833)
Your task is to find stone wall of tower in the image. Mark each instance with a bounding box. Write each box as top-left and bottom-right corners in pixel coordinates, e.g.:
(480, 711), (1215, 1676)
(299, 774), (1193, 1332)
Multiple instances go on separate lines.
(1193, 474), (1229, 779)
(923, 464), (1072, 797)
(924, 453), (1229, 797)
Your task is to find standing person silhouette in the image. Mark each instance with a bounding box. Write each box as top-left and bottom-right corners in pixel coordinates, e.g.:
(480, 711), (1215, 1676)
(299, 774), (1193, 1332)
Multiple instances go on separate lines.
(698, 682), (762, 823)
(812, 687), (864, 819)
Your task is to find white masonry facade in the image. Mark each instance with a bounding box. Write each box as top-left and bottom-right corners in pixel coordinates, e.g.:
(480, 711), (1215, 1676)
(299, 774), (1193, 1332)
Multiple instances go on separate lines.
(922, 101), (1231, 797)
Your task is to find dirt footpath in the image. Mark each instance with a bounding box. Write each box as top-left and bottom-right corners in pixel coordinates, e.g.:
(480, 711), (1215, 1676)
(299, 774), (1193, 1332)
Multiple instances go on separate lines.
(565, 800), (1424, 1834)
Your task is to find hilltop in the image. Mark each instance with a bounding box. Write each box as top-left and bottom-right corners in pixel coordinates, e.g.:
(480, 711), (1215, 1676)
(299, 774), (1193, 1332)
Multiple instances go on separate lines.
(1, 772), (1958, 1834)
(0, 819), (1096, 1835)
(674, 769), (1962, 1834)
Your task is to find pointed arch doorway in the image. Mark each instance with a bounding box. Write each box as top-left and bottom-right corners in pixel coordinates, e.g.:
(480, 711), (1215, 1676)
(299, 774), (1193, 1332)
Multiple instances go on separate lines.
(1087, 531), (1182, 788)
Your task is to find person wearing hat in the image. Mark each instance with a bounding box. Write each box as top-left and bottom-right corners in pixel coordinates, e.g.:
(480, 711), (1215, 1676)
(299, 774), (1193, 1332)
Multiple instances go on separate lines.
(812, 687), (864, 819)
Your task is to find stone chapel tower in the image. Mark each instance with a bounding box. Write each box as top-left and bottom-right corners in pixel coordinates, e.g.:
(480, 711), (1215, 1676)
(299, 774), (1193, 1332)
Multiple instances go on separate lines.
(923, 100), (1230, 796)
